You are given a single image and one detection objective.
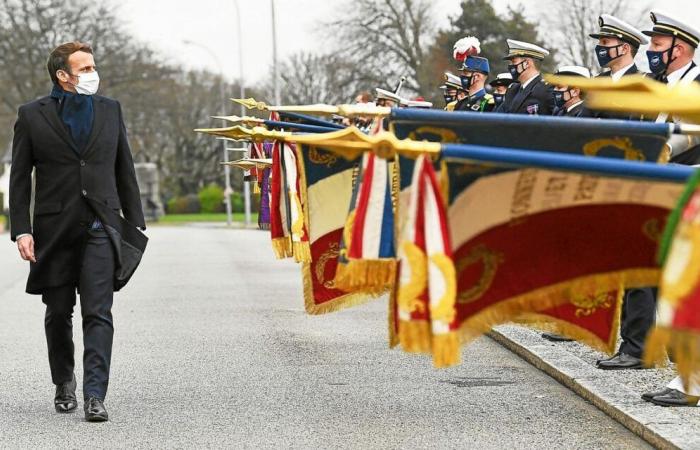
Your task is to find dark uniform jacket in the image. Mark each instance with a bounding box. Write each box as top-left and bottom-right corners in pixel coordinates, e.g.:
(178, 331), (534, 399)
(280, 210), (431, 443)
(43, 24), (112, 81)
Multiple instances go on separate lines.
(553, 101), (593, 118)
(594, 64), (646, 120)
(10, 94), (147, 294)
(454, 89), (496, 112)
(496, 74), (553, 115)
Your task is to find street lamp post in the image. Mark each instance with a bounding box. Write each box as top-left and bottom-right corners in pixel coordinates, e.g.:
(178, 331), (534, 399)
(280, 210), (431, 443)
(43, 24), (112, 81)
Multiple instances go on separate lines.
(271, 0), (281, 105)
(233, 0), (251, 227)
(182, 39), (233, 226)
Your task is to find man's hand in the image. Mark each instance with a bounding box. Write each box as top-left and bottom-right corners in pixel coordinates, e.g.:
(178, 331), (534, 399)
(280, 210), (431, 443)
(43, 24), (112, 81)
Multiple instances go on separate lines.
(17, 235), (36, 263)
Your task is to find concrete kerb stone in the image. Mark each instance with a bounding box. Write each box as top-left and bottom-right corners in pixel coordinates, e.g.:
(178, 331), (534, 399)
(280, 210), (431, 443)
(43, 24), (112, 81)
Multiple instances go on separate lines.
(488, 326), (699, 450)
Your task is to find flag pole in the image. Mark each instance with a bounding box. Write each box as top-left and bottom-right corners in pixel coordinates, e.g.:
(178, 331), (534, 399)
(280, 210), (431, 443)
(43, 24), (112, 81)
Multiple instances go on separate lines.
(442, 143), (695, 183)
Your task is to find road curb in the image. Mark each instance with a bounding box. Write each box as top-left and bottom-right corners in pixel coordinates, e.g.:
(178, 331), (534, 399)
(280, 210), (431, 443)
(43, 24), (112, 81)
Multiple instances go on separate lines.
(488, 327), (700, 450)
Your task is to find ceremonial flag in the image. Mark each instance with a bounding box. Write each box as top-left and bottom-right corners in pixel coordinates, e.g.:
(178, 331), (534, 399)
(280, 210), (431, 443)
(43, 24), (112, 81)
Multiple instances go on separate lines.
(389, 109), (678, 351)
(645, 171), (700, 389)
(257, 142), (273, 230)
(333, 152), (397, 294)
(269, 141), (310, 262)
(295, 139), (377, 314)
(444, 161), (684, 348)
(396, 155), (459, 367)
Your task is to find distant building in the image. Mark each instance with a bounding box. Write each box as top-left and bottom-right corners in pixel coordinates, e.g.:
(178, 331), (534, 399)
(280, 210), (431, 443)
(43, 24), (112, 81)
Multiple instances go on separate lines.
(134, 162), (164, 222)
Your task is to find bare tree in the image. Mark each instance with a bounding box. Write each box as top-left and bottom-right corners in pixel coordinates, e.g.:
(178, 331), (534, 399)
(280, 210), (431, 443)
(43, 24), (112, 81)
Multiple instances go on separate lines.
(543, 0), (650, 72)
(260, 52), (366, 105)
(328, 0), (436, 97)
(0, 0), (249, 198)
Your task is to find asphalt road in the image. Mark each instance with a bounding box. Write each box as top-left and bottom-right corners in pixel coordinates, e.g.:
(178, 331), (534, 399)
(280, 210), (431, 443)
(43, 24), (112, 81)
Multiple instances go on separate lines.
(0, 226), (650, 449)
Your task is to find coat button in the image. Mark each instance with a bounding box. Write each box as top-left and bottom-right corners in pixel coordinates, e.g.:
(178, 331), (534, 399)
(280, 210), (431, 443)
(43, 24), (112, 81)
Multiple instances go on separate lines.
(81, 189), (87, 197)
(80, 160), (86, 166)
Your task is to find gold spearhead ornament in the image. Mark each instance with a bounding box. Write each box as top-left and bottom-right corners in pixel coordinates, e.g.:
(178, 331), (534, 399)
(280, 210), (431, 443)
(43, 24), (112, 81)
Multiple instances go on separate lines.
(231, 98), (391, 117)
(289, 126), (441, 160)
(221, 158), (273, 170)
(211, 115), (265, 125)
(194, 125), (291, 142)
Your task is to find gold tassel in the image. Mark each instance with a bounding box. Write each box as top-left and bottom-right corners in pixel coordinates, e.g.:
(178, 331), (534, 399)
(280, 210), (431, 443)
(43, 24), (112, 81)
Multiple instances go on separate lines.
(253, 183), (261, 195)
(398, 320), (432, 354)
(292, 241), (311, 263)
(271, 237), (292, 259)
(645, 327), (700, 391)
(333, 259), (397, 294)
(432, 332), (461, 368)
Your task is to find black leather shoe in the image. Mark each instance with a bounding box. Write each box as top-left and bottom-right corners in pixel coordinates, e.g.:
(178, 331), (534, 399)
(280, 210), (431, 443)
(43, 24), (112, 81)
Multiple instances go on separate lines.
(642, 387), (673, 402)
(650, 389), (699, 407)
(596, 353), (644, 370)
(84, 397), (109, 422)
(542, 332), (573, 342)
(54, 374), (77, 413)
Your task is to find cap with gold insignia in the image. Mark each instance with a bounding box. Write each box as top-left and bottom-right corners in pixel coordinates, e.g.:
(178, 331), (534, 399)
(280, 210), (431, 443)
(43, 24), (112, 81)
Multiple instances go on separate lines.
(503, 39), (549, 60)
(555, 65), (591, 78)
(489, 72), (514, 88)
(642, 10), (700, 48)
(589, 14), (649, 48)
(440, 72), (464, 91)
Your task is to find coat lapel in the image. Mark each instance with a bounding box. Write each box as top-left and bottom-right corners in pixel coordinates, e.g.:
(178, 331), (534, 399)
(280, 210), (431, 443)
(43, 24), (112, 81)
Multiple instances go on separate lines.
(509, 74), (540, 113)
(38, 98), (79, 156)
(81, 97), (107, 159)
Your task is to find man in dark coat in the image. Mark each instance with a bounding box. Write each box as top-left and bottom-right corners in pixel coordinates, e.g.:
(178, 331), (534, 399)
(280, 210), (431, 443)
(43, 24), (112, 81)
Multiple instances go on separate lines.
(496, 39), (553, 115)
(9, 41), (146, 422)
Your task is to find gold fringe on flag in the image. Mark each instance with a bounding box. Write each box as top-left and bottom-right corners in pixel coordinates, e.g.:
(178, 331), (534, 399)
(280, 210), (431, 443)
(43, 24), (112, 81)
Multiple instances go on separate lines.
(432, 332), (460, 368)
(514, 285), (625, 355)
(271, 237), (293, 259)
(398, 320), (432, 354)
(645, 328), (700, 390)
(292, 241), (311, 263)
(333, 259), (397, 294)
(456, 268), (659, 346)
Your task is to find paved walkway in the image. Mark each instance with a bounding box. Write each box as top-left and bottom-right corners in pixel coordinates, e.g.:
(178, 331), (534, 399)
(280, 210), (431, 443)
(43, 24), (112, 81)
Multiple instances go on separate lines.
(0, 227), (648, 448)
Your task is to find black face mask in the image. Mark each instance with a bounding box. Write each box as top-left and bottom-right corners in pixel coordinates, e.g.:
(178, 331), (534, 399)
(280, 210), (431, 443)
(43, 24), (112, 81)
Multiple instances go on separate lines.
(507, 60), (528, 79)
(552, 89), (570, 109)
(460, 74), (473, 90)
(647, 36), (678, 76)
(595, 43), (625, 67)
(493, 93), (505, 106)
(444, 93), (455, 104)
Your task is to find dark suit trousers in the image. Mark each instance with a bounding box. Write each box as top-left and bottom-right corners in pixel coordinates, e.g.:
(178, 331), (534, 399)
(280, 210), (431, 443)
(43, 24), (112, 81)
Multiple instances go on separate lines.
(619, 287), (657, 358)
(42, 228), (115, 400)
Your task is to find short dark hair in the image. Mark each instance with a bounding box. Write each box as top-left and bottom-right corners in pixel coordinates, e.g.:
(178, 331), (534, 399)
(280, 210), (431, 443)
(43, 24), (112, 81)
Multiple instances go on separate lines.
(47, 41), (93, 85)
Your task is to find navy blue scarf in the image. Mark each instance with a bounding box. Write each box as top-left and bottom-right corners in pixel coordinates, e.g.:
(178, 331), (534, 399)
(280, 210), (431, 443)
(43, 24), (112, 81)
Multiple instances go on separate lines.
(50, 84), (94, 151)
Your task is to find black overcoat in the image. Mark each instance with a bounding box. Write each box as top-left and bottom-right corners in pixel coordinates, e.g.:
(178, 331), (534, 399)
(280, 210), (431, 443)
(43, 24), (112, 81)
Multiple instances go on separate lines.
(10, 94), (146, 294)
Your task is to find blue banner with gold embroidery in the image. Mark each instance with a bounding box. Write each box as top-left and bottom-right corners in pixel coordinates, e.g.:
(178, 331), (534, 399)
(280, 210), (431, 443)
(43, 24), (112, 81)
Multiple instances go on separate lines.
(390, 109), (672, 162)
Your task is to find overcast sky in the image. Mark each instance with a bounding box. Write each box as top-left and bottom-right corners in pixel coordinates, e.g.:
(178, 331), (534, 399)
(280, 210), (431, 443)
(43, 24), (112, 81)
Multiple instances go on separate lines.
(119, 0), (700, 86)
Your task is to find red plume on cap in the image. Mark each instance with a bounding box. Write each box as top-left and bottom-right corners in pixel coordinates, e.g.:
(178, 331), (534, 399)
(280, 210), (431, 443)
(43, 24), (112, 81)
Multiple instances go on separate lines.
(453, 36), (481, 62)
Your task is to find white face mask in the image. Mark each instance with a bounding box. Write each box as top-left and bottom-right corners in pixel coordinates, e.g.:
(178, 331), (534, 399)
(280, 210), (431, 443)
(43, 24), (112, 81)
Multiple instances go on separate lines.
(72, 71), (100, 96)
